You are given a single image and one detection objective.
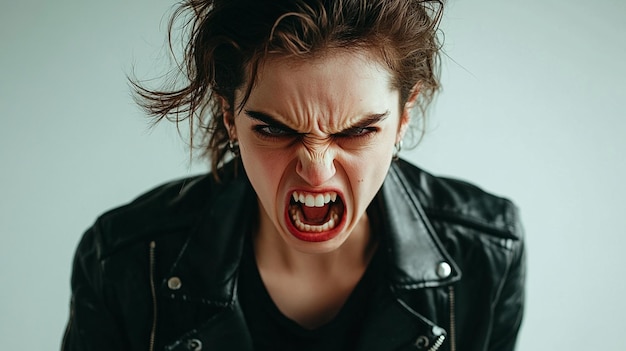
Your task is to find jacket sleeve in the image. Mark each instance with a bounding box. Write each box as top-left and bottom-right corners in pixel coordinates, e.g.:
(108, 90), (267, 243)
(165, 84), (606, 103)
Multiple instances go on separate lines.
(61, 226), (127, 351)
(487, 209), (526, 351)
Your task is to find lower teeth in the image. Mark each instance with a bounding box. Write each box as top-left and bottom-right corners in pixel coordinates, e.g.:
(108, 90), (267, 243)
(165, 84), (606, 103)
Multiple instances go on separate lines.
(290, 208), (340, 232)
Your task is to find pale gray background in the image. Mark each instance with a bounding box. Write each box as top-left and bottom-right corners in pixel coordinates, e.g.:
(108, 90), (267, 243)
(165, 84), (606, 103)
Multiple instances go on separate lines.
(1, 0), (625, 349)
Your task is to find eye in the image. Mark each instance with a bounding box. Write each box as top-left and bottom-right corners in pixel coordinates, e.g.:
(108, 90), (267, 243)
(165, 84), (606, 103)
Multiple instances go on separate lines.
(335, 127), (378, 138)
(253, 124), (294, 138)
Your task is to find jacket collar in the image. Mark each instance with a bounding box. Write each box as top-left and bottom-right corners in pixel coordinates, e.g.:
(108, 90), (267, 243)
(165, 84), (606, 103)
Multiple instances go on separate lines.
(165, 160), (460, 305)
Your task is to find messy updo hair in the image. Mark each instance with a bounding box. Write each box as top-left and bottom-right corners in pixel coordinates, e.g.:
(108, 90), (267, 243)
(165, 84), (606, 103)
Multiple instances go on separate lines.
(132, 0), (444, 177)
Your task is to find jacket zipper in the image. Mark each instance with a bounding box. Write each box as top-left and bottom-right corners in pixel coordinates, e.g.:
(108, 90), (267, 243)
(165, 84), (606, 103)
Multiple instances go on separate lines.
(149, 241), (158, 351)
(428, 335), (445, 351)
(449, 285), (456, 351)
(426, 286), (456, 351)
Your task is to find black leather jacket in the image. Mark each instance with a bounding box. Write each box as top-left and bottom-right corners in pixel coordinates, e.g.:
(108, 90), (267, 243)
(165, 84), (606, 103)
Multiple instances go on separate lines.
(62, 159), (525, 351)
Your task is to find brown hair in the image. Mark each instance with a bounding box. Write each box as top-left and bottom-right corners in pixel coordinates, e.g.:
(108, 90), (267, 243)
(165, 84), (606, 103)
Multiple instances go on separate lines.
(132, 0), (444, 177)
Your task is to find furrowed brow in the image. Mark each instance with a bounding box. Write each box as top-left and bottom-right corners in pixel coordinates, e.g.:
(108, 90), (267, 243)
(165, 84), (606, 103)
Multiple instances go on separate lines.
(244, 110), (298, 133)
(338, 111), (390, 134)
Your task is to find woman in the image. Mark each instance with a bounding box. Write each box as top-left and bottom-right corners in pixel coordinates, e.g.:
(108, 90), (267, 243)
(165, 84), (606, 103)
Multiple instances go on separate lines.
(62, 0), (525, 350)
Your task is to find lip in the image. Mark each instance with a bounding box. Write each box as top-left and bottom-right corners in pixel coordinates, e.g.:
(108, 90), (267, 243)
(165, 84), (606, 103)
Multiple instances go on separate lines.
(283, 188), (347, 242)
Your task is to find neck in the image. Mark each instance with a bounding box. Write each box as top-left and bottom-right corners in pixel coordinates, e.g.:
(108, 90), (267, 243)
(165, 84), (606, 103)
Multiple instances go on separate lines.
(251, 202), (379, 329)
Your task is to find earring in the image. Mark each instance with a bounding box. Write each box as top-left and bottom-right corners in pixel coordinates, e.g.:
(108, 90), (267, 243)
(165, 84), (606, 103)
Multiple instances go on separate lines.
(392, 140), (403, 161)
(228, 139), (240, 157)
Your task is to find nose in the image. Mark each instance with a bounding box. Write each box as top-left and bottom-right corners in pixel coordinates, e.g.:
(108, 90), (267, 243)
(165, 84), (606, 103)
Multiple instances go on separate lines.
(296, 147), (336, 186)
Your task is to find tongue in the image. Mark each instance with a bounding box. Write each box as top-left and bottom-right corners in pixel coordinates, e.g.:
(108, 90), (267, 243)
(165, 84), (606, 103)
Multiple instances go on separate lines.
(301, 204), (330, 224)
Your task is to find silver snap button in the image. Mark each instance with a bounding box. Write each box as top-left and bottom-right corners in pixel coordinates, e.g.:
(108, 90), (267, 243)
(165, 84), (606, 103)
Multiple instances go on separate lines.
(187, 338), (202, 351)
(431, 326), (445, 336)
(167, 276), (182, 290)
(436, 262), (452, 279)
(414, 335), (429, 349)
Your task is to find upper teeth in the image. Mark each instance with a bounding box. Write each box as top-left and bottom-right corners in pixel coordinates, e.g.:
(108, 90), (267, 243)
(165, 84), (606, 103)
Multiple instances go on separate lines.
(292, 191), (337, 207)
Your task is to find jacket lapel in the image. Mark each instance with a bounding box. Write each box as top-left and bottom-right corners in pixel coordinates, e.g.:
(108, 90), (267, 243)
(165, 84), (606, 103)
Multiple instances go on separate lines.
(164, 175), (257, 304)
(352, 163), (462, 350)
(380, 163), (461, 289)
(159, 174), (257, 350)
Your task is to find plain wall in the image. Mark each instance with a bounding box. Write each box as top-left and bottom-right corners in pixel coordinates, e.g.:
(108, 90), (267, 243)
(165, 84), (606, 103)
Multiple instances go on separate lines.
(1, 0), (625, 349)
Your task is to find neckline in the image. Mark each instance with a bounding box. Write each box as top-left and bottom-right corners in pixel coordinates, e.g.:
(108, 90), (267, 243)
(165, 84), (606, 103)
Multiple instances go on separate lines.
(240, 235), (383, 337)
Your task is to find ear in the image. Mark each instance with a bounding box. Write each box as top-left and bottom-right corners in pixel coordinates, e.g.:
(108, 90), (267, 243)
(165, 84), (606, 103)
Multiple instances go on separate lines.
(219, 96), (237, 139)
(397, 84), (420, 143)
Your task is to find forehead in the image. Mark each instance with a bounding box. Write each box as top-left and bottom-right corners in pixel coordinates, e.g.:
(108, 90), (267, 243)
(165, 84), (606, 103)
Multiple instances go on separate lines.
(254, 49), (393, 93)
(240, 49), (399, 129)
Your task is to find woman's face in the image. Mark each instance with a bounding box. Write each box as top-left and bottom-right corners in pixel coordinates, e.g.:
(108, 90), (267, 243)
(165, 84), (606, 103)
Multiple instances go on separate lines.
(228, 49), (412, 254)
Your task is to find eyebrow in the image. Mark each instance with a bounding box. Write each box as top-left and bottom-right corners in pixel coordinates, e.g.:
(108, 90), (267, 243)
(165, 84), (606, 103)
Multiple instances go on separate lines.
(243, 110), (390, 134)
(340, 111), (390, 134)
(244, 110), (299, 134)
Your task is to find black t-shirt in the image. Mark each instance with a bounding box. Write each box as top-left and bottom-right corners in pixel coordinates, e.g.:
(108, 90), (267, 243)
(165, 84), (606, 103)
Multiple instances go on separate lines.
(238, 238), (384, 351)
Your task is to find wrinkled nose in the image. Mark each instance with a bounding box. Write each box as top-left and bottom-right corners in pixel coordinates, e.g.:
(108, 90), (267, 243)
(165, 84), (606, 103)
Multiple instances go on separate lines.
(296, 149), (336, 186)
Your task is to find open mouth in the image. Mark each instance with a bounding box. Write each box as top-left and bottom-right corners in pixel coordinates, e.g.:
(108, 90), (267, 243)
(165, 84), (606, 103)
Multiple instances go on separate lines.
(287, 190), (345, 239)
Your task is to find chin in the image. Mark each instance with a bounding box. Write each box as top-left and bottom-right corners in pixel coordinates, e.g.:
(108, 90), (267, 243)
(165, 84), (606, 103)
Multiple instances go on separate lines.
(280, 228), (352, 255)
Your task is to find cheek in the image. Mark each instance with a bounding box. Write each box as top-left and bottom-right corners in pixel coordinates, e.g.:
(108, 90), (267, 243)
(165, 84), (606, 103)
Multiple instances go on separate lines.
(341, 136), (395, 196)
(342, 137), (395, 172)
(239, 143), (293, 199)
(241, 149), (273, 182)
